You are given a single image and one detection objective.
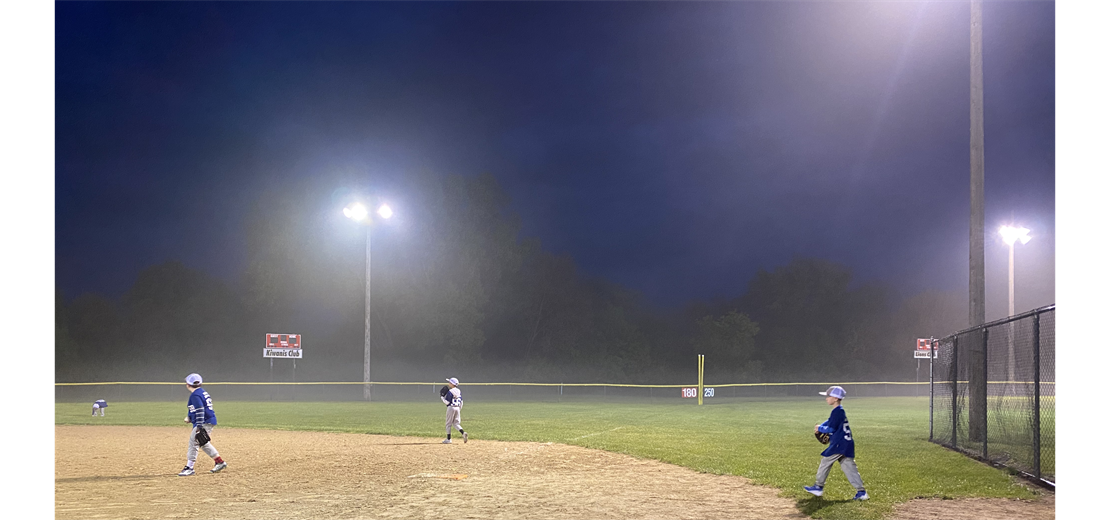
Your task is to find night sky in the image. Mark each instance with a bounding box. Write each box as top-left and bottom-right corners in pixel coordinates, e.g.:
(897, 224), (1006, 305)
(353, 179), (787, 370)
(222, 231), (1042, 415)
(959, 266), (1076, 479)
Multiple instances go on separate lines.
(52, 1), (1056, 318)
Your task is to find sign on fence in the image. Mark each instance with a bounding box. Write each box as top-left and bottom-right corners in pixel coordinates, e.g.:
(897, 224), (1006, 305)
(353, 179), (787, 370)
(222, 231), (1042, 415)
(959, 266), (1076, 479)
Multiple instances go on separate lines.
(914, 338), (936, 359)
(681, 387), (714, 398)
(264, 333), (303, 359)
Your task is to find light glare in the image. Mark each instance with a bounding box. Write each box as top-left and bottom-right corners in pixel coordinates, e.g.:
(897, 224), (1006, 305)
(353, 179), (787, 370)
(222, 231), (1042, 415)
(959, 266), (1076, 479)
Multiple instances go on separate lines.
(344, 203), (369, 222)
(999, 225), (1031, 246)
(377, 204), (393, 219)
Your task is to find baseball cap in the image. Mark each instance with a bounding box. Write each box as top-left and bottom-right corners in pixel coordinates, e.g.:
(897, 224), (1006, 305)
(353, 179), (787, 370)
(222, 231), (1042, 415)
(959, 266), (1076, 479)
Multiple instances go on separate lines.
(819, 386), (846, 399)
(446, 377), (459, 386)
(185, 373), (203, 385)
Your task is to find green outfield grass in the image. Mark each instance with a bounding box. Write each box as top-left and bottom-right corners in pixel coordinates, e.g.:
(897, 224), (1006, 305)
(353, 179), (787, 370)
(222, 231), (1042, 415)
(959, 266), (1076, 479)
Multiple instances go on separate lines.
(56, 396), (1043, 520)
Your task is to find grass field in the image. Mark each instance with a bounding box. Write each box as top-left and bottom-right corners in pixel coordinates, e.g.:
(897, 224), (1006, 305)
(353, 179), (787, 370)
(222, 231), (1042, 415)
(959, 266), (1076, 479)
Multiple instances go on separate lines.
(55, 396), (1042, 520)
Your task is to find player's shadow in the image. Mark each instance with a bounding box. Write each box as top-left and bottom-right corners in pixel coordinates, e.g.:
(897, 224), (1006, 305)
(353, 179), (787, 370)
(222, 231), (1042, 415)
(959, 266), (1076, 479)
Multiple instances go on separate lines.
(57, 474), (177, 483)
(797, 497), (855, 515)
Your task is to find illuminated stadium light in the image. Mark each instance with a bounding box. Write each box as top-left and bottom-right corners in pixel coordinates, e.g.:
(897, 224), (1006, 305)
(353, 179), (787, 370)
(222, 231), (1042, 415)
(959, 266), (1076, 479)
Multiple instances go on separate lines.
(343, 202), (369, 222)
(342, 198), (394, 401)
(999, 225), (1031, 246)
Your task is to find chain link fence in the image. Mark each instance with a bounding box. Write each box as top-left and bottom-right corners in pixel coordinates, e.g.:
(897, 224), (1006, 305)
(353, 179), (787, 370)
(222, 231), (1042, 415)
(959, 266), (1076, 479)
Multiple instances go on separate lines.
(930, 304), (1054, 488)
(56, 380), (932, 403)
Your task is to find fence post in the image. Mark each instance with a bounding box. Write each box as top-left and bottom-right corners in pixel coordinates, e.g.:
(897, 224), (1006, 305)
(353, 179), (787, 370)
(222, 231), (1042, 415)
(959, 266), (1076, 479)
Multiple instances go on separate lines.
(1033, 312), (1041, 481)
(929, 337), (935, 441)
(981, 327), (989, 459)
(951, 335), (959, 448)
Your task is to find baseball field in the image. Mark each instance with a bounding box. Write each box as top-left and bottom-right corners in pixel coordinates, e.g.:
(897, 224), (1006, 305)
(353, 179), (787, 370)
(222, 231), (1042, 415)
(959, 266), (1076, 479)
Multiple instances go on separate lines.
(55, 396), (1054, 520)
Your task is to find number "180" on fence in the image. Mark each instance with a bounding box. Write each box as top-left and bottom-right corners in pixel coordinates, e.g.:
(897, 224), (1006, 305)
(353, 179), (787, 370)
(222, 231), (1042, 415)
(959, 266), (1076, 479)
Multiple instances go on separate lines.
(681, 387), (714, 398)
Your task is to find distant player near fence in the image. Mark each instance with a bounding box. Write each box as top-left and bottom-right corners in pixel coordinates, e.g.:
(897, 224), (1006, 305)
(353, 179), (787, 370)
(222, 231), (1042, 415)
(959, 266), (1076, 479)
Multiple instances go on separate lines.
(92, 399), (106, 416)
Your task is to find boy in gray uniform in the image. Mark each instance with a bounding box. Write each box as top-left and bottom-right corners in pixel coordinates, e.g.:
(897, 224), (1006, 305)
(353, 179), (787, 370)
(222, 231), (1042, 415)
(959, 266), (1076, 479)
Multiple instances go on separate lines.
(439, 377), (467, 444)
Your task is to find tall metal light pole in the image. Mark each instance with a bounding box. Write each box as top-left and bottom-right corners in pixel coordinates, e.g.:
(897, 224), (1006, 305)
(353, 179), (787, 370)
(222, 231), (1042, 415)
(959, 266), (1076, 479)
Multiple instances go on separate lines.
(1000, 225), (1031, 390)
(344, 201), (393, 401)
(968, 0), (988, 446)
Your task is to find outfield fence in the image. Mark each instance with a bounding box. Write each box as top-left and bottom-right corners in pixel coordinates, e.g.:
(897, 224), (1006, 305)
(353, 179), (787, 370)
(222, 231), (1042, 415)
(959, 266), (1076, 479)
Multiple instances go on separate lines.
(55, 380), (932, 404)
(929, 304), (1055, 488)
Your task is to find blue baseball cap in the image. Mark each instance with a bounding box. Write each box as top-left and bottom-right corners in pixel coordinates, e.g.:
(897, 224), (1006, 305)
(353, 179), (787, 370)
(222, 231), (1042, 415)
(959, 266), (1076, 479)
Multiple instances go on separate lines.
(819, 386), (846, 399)
(446, 377), (459, 386)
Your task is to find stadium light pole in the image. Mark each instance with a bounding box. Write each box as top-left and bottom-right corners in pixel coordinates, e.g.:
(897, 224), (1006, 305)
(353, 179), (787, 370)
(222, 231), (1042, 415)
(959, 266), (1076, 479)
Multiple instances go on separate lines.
(999, 224), (1030, 317)
(999, 225), (1031, 391)
(344, 201), (394, 401)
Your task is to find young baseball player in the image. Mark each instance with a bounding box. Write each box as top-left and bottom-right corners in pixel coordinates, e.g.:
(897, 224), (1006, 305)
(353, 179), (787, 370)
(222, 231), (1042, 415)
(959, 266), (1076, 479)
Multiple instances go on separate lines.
(440, 377), (467, 444)
(91, 399), (107, 416)
(178, 373), (228, 476)
(804, 385), (868, 500)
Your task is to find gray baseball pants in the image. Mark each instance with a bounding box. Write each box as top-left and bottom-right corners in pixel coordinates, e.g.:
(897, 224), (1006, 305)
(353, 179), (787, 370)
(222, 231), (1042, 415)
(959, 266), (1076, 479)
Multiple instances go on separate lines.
(445, 406), (462, 435)
(815, 454), (865, 491)
(187, 424), (220, 467)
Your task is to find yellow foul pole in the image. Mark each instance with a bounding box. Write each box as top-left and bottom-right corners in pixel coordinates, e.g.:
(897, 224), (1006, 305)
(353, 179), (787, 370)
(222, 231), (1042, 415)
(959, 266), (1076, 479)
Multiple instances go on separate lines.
(697, 353), (705, 406)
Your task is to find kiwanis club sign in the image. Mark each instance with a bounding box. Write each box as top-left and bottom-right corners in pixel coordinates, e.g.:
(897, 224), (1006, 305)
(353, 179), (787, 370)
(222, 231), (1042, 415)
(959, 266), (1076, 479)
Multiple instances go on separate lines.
(264, 333), (303, 359)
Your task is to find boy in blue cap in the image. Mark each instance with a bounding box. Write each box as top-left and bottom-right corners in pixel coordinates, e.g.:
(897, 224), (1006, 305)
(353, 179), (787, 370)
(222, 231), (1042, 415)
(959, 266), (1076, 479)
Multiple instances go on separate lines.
(804, 385), (868, 500)
(178, 373), (227, 476)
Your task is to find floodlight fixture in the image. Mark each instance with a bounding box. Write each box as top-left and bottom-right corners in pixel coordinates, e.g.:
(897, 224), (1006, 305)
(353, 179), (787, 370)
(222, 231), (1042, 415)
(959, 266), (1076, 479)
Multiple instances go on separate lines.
(344, 203), (369, 222)
(999, 225), (1031, 246)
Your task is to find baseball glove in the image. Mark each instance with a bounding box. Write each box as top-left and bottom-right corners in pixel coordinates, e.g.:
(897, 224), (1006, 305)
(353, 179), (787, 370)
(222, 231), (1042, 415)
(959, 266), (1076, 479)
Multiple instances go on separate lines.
(440, 385), (450, 400)
(815, 431), (830, 445)
(194, 426), (211, 446)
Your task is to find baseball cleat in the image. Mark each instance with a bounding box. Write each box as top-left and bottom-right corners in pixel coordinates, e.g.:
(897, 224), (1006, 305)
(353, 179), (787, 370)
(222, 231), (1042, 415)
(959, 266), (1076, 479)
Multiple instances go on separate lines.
(803, 485), (823, 497)
(442, 438), (452, 444)
(210, 462), (227, 473)
(853, 490), (869, 501)
(178, 467), (195, 476)
(463, 432), (468, 443)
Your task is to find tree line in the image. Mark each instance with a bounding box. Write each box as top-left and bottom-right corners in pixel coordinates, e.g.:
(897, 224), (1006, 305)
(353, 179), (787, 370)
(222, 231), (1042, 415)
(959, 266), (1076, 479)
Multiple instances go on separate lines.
(56, 170), (968, 384)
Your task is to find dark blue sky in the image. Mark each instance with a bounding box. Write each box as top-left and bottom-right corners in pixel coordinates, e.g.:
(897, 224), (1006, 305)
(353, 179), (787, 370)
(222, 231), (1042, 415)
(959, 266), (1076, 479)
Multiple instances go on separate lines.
(54, 1), (1056, 319)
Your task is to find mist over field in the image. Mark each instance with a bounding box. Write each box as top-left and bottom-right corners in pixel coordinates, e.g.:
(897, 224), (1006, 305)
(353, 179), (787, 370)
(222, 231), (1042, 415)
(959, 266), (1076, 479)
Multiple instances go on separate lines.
(55, 172), (997, 386)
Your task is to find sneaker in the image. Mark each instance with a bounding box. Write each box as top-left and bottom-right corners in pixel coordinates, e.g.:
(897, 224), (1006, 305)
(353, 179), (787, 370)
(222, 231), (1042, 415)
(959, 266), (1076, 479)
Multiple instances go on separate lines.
(210, 462), (227, 473)
(853, 490), (869, 501)
(463, 432), (468, 443)
(803, 485), (824, 497)
(442, 439), (451, 444)
(178, 467), (195, 477)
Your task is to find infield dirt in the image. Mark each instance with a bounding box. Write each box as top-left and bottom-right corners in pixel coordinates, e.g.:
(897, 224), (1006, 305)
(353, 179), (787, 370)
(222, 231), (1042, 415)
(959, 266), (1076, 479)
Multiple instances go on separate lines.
(55, 425), (1052, 520)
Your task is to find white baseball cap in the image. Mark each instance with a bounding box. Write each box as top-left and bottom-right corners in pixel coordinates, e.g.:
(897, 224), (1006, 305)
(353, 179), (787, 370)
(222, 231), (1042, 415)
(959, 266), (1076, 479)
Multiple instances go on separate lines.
(446, 377), (459, 386)
(819, 386), (846, 399)
(185, 373), (203, 385)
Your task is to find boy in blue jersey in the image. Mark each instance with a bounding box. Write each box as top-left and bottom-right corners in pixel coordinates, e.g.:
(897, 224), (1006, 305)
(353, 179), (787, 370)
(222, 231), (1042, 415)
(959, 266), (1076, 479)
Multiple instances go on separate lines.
(178, 373), (227, 476)
(804, 386), (868, 500)
(92, 399), (107, 416)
